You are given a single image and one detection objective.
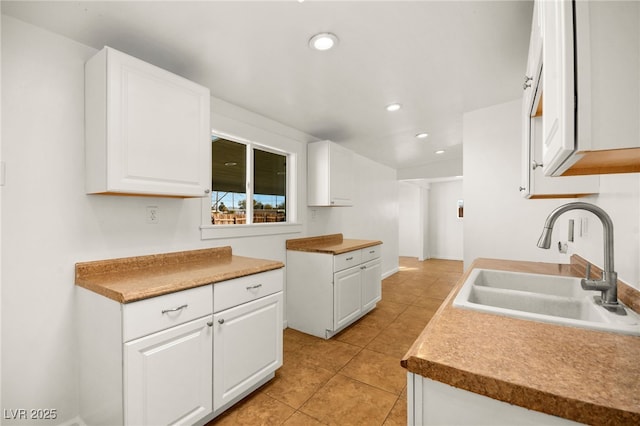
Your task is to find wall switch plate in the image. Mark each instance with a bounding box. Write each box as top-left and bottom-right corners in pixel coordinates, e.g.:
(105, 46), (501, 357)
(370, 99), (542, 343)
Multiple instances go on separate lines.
(146, 206), (159, 224)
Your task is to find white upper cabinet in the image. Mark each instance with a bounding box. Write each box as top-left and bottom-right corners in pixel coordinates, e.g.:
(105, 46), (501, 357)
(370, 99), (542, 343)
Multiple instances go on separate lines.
(542, 0), (640, 176)
(85, 47), (211, 197)
(521, 0), (598, 198)
(307, 140), (353, 206)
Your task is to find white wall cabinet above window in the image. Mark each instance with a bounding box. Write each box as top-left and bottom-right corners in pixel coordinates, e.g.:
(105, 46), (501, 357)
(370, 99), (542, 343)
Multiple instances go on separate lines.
(541, 0), (640, 177)
(520, 0), (598, 199)
(307, 140), (353, 206)
(85, 46), (211, 197)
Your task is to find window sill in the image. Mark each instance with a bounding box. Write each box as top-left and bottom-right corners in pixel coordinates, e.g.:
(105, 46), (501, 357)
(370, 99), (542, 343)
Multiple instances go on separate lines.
(200, 222), (303, 240)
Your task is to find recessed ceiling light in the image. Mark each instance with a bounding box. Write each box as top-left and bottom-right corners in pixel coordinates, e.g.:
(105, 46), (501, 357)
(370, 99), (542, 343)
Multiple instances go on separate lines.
(309, 33), (338, 51)
(435, 150), (445, 154)
(386, 103), (401, 112)
(416, 132), (429, 139)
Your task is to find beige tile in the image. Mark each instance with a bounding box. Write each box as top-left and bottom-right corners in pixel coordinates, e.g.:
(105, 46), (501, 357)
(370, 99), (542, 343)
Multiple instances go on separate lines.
(262, 360), (334, 409)
(340, 349), (407, 395)
(383, 396), (407, 426)
(334, 320), (382, 347)
(208, 391), (295, 426)
(366, 322), (424, 358)
(282, 411), (325, 425)
(302, 338), (361, 372)
(300, 374), (397, 426)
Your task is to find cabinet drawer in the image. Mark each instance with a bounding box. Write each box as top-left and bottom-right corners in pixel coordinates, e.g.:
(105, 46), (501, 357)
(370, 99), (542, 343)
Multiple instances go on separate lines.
(361, 245), (381, 262)
(334, 250), (362, 272)
(214, 269), (283, 313)
(122, 285), (213, 342)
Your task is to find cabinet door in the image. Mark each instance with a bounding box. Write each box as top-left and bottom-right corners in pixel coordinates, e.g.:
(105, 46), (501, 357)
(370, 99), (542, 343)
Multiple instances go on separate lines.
(86, 46), (211, 197)
(328, 142), (354, 206)
(334, 266), (362, 330)
(542, 0), (576, 176)
(124, 316), (213, 426)
(361, 259), (382, 312)
(213, 292), (283, 411)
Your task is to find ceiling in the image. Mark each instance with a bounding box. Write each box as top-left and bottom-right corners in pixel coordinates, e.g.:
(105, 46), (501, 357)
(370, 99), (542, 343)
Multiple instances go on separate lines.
(2, 0), (533, 176)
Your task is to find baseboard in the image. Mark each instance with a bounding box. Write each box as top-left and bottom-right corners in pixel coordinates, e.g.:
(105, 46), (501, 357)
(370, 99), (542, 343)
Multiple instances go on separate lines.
(382, 267), (399, 279)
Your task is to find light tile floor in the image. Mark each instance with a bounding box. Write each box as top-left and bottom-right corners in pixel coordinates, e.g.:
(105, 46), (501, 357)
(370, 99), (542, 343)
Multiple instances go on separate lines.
(207, 257), (463, 426)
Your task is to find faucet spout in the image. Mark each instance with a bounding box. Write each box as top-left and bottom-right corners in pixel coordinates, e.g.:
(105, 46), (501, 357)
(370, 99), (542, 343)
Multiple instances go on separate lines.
(537, 202), (618, 307)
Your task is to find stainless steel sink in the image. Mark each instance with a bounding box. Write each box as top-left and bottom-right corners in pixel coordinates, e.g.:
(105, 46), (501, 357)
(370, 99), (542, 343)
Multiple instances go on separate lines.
(453, 269), (640, 336)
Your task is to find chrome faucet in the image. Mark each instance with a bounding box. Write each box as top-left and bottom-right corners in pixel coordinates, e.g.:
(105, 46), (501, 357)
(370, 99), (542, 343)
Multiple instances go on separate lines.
(537, 202), (621, 311)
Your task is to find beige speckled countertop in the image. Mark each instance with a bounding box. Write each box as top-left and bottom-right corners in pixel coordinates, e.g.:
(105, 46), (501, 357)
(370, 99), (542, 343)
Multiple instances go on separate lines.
(286, 233), (382, 254)
(75, 246), (284, 303)
(401, 257), (640, 425)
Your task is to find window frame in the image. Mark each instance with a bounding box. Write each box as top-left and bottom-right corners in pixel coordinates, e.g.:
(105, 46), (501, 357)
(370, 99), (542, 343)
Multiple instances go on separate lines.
(201, 129), (301, 240)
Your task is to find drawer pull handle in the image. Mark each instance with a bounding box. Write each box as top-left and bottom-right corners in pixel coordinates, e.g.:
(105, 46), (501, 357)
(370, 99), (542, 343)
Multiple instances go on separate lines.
(346, 257), (354, 261)
(218, 318), (225, 324)
(161, 304), (188, 314)
(369, 250), (375, 254)
(246, 284), (263, 291)
(361, 266), (366, 270)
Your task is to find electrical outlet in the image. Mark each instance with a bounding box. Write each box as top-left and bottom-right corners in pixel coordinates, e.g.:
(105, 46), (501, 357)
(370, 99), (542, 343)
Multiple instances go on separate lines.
(146, 206), (159, 224)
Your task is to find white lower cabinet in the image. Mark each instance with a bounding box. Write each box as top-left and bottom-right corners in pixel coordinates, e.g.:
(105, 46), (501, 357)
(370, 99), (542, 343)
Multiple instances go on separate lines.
(124, 316), (213, 426)
(287, 245), (382, 339)
(78, 268), (284, 426)
(213, 292), (283, 412)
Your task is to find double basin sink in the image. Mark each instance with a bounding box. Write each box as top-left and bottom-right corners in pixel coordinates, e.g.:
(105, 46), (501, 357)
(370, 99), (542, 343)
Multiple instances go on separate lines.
(453, 269), (640, 336)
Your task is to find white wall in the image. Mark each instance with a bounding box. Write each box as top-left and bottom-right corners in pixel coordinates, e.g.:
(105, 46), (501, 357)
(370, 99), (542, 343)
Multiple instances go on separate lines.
(463, 99), (640, 291)
(570, 175), (640, 289)
(306, 152), (400, 278)
(429, 180), (463, 260)
(398, 181), (421, 257)
(0, 16), (400, 424)
(463, 99), (570, 268)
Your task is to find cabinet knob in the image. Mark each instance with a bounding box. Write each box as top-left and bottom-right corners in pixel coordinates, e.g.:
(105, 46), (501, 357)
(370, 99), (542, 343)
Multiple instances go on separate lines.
(531, 160), (544, 170)
(204, 189), (211, 194)
(218, 318), (225, 324)
(207, 321), (214, 327)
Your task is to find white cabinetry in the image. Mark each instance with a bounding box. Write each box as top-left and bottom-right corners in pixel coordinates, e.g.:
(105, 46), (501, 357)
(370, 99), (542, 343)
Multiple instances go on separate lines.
(85, 46), (211, 197)
(124, 316), (212, 426)
(78, 284), (213, 426)
(78, 269), (284, 425)
(520, 0), (598, 198)
(540, 0), (640, 176)
(307, 140), (353, 206)
(407, 374), (577, 426)
(287, 245), (382, 339)
(212, 270), (283, 414)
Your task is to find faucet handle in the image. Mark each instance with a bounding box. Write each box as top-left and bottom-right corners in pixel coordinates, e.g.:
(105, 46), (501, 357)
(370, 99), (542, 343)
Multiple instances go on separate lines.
(585, 263), (591, 280)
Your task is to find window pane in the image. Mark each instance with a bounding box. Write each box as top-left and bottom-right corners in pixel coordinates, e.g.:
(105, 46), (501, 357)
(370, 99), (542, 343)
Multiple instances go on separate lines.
(211, 138), (247, 225)
(253, 148), (286, 223)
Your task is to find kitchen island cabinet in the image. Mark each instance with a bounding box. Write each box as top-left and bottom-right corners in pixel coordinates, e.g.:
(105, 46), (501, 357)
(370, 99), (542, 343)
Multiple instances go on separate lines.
(402, 257), (640, 425)
(286, 234), (382, 339)
(75, 247), (284, 426)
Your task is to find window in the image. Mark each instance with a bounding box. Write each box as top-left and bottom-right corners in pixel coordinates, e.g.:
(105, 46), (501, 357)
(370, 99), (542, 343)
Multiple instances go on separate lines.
(211, 137), (287, 225)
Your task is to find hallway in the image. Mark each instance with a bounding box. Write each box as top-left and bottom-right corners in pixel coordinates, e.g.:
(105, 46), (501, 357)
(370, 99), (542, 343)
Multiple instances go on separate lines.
(208, 257), (464, 425)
